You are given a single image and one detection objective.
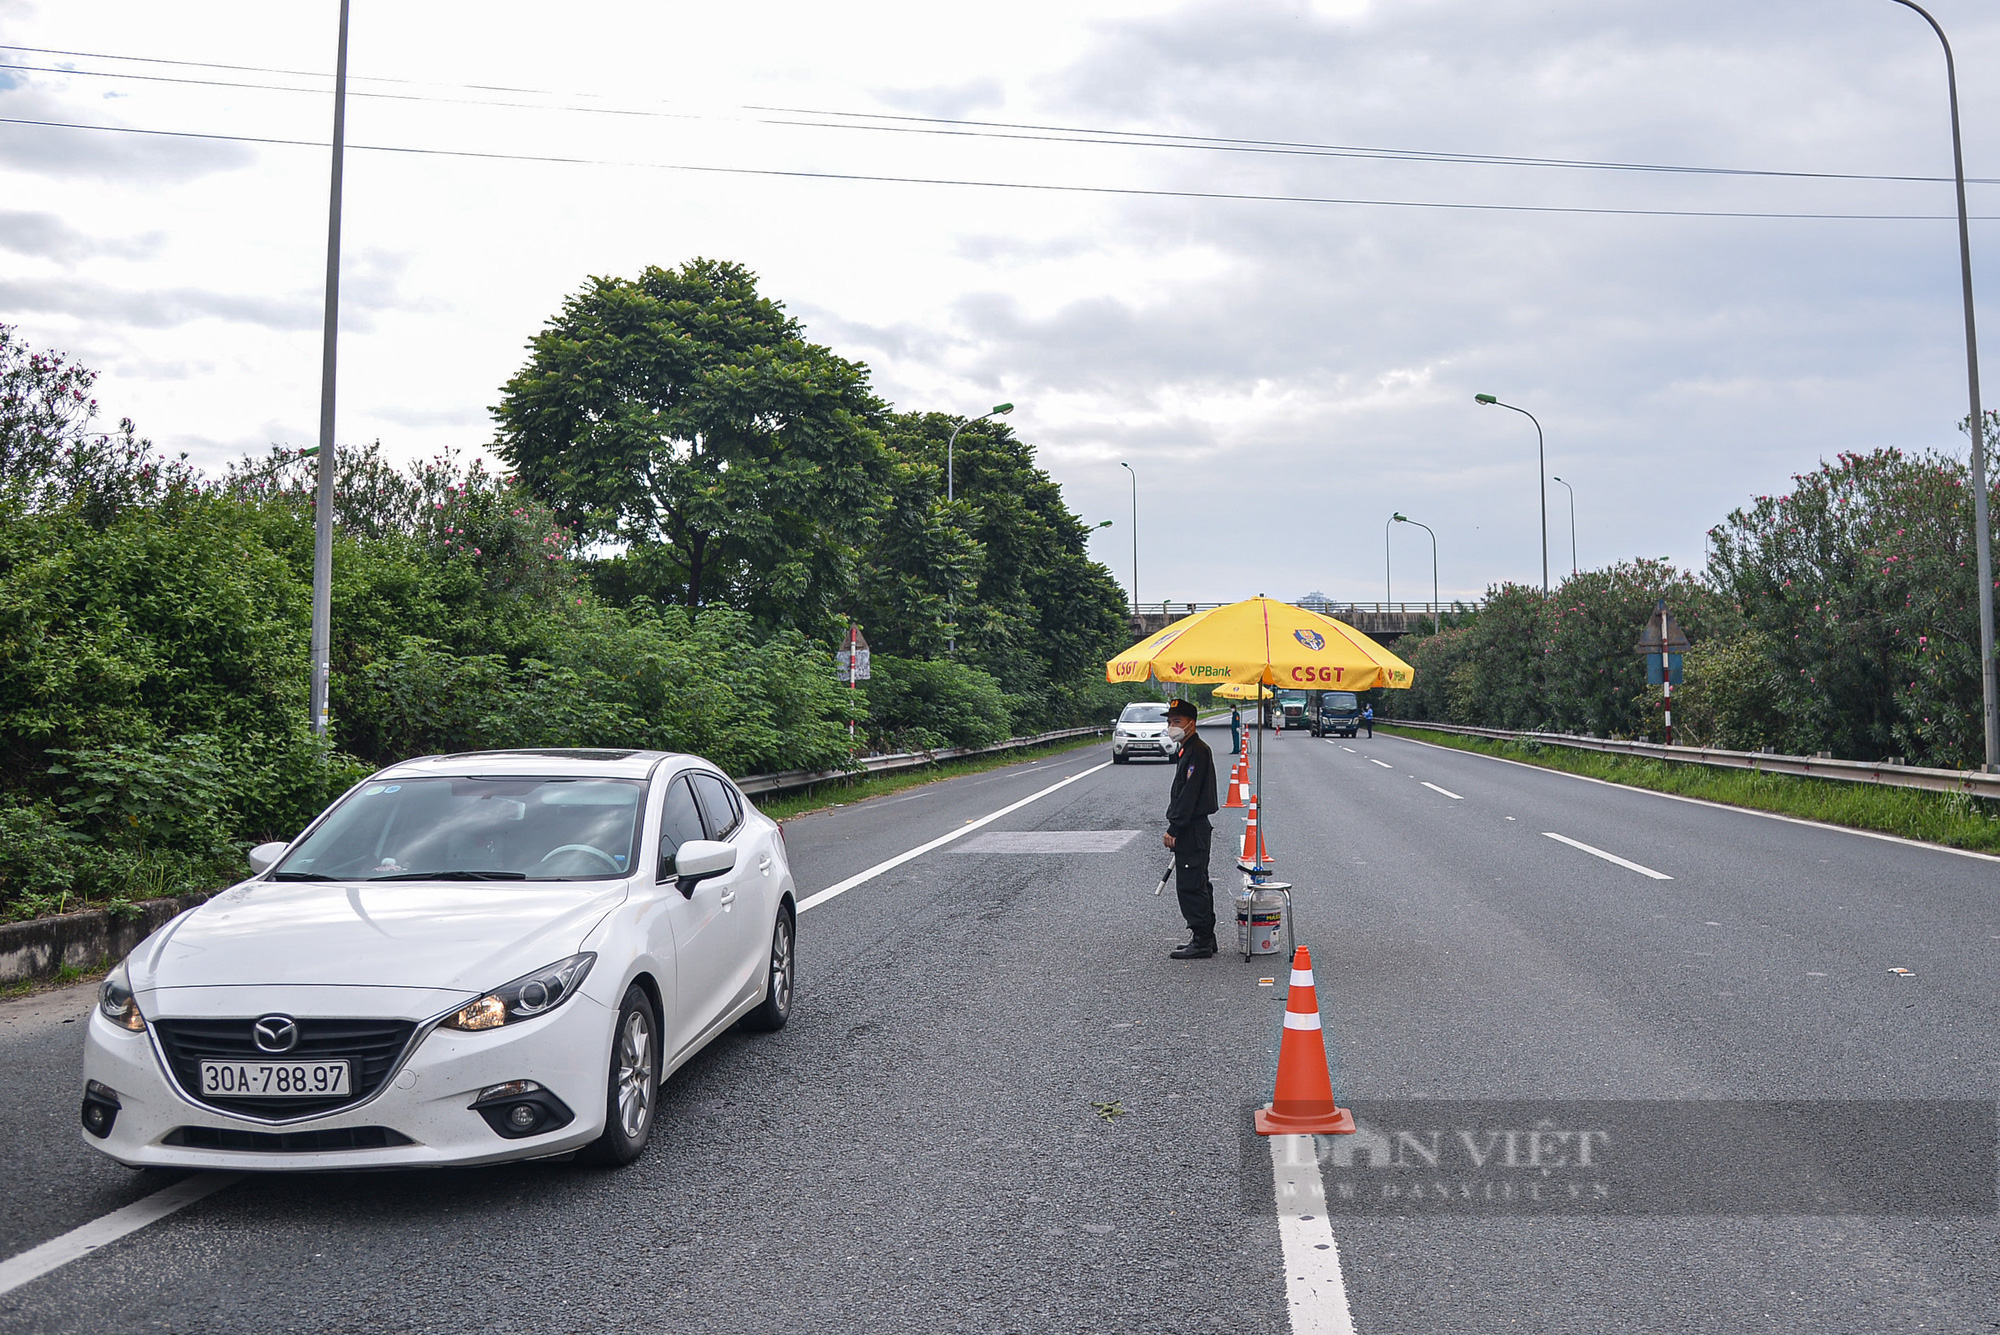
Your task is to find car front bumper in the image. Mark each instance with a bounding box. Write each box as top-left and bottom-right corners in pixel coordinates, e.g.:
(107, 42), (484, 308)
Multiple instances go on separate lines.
(80, 995), (615, 1171)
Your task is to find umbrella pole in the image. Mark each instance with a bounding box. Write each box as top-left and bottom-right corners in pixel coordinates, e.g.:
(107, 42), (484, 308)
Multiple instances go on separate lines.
(1254, 685), (1265, 870)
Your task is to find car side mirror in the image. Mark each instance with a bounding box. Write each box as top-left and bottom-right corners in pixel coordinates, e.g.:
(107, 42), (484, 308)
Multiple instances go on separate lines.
(673, 840), (738, 897)
(247, 841), (290, 875)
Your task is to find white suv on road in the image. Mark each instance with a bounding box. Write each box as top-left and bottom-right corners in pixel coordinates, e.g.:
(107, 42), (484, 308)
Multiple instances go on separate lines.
(80, 748), (795, 1171)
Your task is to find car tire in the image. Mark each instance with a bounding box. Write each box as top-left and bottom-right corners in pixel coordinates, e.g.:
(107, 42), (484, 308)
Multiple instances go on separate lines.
(579, 985), (660, 1167)
(1112, 751), (1128, 764)
(742, 906), (796, 1033)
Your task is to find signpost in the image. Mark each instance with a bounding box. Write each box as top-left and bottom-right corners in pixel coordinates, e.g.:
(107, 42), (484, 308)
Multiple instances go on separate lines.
(1636, 599), (1690, 745)
(836, 626), (871, 740)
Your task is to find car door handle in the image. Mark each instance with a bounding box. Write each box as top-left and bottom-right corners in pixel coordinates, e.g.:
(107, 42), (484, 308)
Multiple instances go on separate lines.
(758, 855), (772, 875)
(718, 890), (736, 908)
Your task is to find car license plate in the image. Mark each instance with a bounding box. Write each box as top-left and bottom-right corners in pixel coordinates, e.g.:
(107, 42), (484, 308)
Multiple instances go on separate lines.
(199, 1060), (351, 1098)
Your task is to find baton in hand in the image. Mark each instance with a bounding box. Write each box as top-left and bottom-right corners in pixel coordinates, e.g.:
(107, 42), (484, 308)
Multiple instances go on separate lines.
(1155, 865), (1173, 895)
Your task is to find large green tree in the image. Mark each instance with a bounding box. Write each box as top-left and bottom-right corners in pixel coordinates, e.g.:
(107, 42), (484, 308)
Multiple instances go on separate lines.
(859, 411), (1129, 723)
(492, 260), (889, 636)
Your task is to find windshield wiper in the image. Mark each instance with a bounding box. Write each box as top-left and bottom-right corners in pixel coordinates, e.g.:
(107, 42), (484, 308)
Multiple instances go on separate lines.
(271, 872), (337, 881)
(369, 870), (528, 881)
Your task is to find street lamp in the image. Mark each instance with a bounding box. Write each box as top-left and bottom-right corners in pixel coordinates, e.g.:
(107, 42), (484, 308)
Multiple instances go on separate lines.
(1886, 0), (1996, 773)
(943, 402), (1013, 657)
(946, 402), (1012, 504)
(1393, 512), (1441, 634)
(1474, 393), (1549, 596)
(1551, 475), (1577, 576)
(1383, 513), (1395, 605)
(307, 0), (353, 738)
(1120, 461), (1139, 614)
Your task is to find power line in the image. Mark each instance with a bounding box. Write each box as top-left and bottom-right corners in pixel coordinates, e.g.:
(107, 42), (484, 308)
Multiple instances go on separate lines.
(6, 113), (1995, 223)
(3, 42), (1992, 189)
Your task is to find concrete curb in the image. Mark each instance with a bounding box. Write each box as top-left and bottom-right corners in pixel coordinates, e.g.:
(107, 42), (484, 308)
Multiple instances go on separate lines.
(0, 897), (193, 987)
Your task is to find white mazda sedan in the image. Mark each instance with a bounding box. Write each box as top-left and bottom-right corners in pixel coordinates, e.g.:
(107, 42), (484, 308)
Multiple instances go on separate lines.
(80, 748), (796, 1170)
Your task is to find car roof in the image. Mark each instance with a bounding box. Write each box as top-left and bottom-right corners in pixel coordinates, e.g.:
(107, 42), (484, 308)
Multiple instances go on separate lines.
(375, 749), (710, 782)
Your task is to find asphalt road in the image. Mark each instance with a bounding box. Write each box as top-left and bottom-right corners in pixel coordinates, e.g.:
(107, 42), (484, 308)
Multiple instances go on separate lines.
(0, 722), (1995, 1333)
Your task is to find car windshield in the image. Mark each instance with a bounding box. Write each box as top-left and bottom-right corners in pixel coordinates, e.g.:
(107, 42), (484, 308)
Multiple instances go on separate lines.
(1324, 692), (1359, 709)
(272, 777), (645, 882)
(1119, 704), (1170, 724)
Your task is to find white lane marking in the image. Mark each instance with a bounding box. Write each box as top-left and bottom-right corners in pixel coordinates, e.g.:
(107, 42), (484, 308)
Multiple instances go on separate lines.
(1543, 831), (1673, 880)
(797, 761), (1112, 912)
(1271, 1136), (1358, 1335)
(1366, 758), (1392, 769)
(1421, 782), (1464, 800)
(1340, 746), (1356, 753)
(1387, 732), (2000, 866)
(0, 1173), (242, 1297)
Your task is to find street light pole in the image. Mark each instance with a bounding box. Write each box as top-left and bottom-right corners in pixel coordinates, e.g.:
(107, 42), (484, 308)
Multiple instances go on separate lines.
(943, 402), (1013, 656)
(1394, 513), (1440, 633)
(1383, 514), (1395, 605)
(1551, 475), (1578, 576)
(1120, 461), (1139, 614)
(307, 0), (351, 738)
(1474, 393), (1549, 596)
(1887, 0), (1997, 772)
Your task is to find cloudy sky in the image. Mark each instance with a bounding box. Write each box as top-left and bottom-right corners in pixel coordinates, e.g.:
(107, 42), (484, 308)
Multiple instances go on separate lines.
(3, 0), (1997, 605)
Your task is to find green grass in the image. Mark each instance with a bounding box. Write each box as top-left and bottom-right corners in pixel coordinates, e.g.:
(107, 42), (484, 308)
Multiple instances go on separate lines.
(1378, 724), (2000, 855)
(754, 733), (1109, 822)
(0, 960), (103, 1001)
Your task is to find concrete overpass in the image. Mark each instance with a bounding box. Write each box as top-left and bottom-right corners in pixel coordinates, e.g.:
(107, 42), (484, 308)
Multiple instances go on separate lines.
(1126, 599), (1475, 643)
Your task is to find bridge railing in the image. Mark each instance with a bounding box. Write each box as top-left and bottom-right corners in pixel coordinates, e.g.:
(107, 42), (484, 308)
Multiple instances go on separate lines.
(1127, 600), (1483, 619)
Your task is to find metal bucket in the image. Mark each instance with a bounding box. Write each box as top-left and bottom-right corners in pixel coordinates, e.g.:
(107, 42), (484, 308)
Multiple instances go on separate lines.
(1235, 876), (1292, 959)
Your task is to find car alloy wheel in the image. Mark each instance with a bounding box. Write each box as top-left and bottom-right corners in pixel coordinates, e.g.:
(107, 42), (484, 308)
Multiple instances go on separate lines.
(745, 909), (795, 1032)
(582, 985), (659, 1166)
(615, 1008), (654, 1139)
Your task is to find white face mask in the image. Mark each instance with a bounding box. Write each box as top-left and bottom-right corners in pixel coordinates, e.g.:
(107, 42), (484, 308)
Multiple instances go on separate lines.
(1167, 722), (1189, 744)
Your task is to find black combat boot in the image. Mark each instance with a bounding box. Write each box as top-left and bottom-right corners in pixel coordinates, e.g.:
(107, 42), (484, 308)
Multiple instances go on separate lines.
(1169, 935), (1217, 960)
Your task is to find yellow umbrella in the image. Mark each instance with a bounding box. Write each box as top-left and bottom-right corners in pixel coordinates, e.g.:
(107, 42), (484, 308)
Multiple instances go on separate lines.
(1107, 597), (1414, 691)
(1212, 682), (1276, 702)
(1108, 597), (1412, 878)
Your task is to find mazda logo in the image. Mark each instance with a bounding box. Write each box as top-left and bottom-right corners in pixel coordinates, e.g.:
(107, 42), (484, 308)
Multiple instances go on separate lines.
(252, 1014), (300, 1053)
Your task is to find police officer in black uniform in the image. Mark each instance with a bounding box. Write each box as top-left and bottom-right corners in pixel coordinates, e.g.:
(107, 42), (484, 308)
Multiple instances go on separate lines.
(1161, 698), (1219, 959)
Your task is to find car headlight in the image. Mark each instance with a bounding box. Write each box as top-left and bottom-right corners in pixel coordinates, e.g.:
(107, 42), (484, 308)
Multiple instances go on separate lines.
(440, 953), (595, 1032)
(98, 960), (146, 1032)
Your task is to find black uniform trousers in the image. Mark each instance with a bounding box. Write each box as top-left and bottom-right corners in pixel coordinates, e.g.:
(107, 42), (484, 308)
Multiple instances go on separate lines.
(1173, 816), (1215, 941)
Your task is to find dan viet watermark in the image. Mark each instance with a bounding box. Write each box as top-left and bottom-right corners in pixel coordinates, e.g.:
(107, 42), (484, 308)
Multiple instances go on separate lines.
(1242, 1100), (1997, 1216)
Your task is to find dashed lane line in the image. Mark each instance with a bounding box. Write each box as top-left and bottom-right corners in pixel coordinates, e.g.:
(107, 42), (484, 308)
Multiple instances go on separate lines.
(1543, 831), (1674, 880)
(1271, 1135), (1358, 1334)
(0, 1173), (242, 1298)
(1421, 782), (1464, 800)
(797, 760), (1112, 912)
(1366, 758), (1393, 769)
(1383, 730), (2000, 866)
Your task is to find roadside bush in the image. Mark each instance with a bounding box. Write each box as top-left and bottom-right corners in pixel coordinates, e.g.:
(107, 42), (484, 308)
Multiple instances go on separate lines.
(861, 655), (1015, 752)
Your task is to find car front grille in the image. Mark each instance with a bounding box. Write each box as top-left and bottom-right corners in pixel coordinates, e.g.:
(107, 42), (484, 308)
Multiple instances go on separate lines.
(152, 1018), (419, 1119)
(164, 1125), (414, 1153)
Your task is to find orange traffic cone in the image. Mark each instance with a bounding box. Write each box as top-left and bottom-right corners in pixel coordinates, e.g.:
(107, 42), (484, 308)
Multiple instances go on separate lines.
(1255, 946), (1356, 1136)
(1223, 750), (1247, 808)
(1237, 795), (1272, 867)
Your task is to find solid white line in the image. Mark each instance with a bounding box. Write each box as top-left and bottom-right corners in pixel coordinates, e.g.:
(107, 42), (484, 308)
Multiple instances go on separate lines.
(1271, 1135), (1358, 1335)
(1421, 782), (1463, 800)
(1384, 731), (2000, 867)
(1543, 831), (1673, 880)
(0, 1173), (242, 1297)
(796, 761), (1113, 912)
(1366, 758), (1392, 769)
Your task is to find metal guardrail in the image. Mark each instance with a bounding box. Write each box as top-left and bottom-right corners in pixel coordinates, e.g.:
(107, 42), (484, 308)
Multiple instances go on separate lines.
(737, 726), (1108, 797)
(1380, 719), (2000, 799)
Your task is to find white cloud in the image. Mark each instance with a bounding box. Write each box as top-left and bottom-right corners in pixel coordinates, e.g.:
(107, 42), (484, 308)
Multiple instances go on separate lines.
(1, 0), (1996, 603)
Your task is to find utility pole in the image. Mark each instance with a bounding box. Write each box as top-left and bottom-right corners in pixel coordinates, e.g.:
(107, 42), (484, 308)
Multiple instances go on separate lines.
(1120, 461), (1139, 615)
(1886, 0), (1997, 772)
(307, 0), (351, 738)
